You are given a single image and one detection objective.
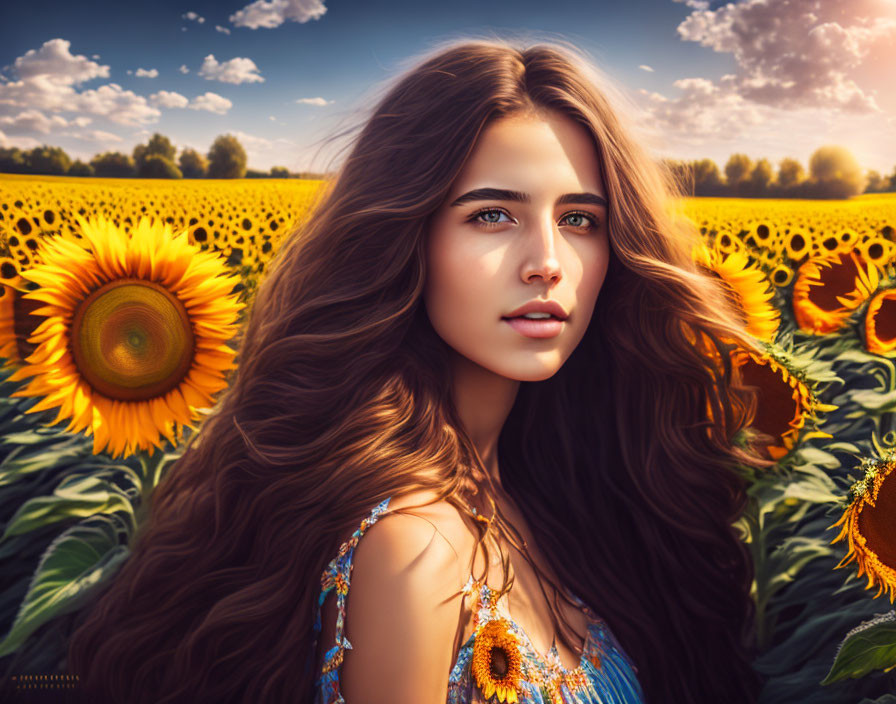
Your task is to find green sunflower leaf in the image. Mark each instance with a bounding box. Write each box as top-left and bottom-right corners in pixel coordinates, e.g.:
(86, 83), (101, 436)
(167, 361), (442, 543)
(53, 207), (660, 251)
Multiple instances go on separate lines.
(0, 471), (139, 542)
(0, 516), (130, 657)
(822, 612), (896, 685)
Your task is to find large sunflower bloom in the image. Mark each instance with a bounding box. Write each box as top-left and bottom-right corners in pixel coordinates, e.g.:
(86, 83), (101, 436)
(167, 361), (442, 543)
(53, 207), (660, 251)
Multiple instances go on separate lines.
(830, 451), (896, 602)
(693, 244), (780, 343)
(792, 251), (880, 335)
(731, 347), (834, 460)
(471, 618), (524, 703)
(5, 215), (243, 458)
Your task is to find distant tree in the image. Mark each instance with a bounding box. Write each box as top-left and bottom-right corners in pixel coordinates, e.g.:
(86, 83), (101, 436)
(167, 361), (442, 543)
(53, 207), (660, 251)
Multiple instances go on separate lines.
(269, 166), (290, 178)
(138, 154), (182, 179)
(133, 133), (176, 172)
(179, 148), (208, 178)
(746, 158), (775, 197)
(244, 169), (268, 179)
(91, 152), (136, 178)
(207, 134), (247, 178)
(724, 153), (753, 195)
(0, 147), (28, 173)
(24, 145), (72, 175)
(68, 160), (94, 177)
(691, 159), (724, 196)
(864, 170), (886, 193)
(807, 145), (864, 199)
(776, 157), (806, 195)
(887, 166), (896, 192)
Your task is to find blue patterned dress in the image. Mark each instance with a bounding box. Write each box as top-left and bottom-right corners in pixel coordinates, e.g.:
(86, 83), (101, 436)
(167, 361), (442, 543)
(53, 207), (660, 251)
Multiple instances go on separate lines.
(313, 496), (645, 704)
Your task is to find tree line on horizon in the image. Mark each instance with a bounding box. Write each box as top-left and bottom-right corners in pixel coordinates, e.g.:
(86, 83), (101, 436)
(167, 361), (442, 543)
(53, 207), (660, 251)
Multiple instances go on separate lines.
(662, 145), (896, 200)
(0, 132), (330, 180)
(1, 134), (894, 199)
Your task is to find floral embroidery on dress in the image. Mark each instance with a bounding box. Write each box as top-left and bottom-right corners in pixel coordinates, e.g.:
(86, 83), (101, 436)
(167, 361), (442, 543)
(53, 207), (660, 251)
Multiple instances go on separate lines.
(313, 496), (645, 704)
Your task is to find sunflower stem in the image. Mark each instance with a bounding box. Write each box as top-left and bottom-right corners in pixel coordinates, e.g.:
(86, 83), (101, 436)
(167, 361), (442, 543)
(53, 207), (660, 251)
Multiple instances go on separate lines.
(132, 448), (168, 539)
(744, 495), (772, 653)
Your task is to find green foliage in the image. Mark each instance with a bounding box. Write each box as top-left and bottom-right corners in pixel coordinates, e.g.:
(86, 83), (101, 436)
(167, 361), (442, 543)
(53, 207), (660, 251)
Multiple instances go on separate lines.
(0, 148), (28, 174)
(269, 166), (290, 178)
(865, 171), (888, 194)
(692, 158), (723, 192)
(24, 146), (72, 176)
(725, 153), (754, 190)
(89, 152), (136, 178)
(747, 158), (775, 196)
(777, 157), (807, 191)
(207, 134), (248, 179)
(823, 612), (896, 686)
(67, 160), (94, 177)
(137, 154), (183, 179)
(178, 148), (208, 178)
(133, 133), (176, 172)
(0, 365), (182, 679)
(808, 145), (865, 199)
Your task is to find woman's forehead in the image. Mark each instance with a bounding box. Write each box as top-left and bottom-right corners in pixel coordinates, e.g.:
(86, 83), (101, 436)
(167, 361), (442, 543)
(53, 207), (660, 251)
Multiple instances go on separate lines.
(450, 114), (605, 199)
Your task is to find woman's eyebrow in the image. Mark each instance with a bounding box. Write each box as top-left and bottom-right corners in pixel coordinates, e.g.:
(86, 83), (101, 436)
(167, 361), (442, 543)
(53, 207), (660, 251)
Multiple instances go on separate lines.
(450, 187), (608, 209)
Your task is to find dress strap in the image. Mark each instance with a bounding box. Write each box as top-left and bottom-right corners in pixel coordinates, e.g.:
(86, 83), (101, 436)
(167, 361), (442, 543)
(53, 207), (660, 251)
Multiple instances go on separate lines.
(313, 496), (393, 677)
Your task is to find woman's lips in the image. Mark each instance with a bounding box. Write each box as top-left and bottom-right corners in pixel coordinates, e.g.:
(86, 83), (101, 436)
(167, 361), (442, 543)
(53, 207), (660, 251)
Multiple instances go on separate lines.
(502, 316), (564, 338)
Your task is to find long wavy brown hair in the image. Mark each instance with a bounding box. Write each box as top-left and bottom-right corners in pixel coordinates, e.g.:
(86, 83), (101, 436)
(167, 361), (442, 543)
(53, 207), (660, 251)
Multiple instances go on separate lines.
(66, 34), (775, 703)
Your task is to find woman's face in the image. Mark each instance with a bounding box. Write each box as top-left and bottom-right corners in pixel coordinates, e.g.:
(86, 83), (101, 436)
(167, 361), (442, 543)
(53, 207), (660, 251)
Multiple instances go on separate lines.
(425, 110), (611, 382)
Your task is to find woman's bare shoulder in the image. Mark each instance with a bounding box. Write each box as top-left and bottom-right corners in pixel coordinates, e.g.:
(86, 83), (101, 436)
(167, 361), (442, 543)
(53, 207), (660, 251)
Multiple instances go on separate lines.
(338, 489), (476, 703)
(383, 488), (479, 573)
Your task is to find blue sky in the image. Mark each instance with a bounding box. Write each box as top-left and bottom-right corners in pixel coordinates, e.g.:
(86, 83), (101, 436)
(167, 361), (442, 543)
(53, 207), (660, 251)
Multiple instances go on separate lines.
(1, 0), (894, 174)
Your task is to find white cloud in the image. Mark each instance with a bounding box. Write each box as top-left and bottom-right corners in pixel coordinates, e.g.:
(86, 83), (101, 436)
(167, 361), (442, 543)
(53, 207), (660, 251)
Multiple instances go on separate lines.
(72, 116), (92, 127)
(225, 129), (298, 167)
(215, 25), (232, 35)
(179, 64), (189, 74)
(149, 89), (230, 114)
(198, 54), (264, 84)
(230, 0), (327, 29)
(671, 0), (896, 112)
(0, 129), (40, 149)
(61, 129), (123, 143)
(188, 92), (233, 114)
(295, 96), (330, 106)
(183, 11), (205, 23)
(91, 54), (100, 60)
(637, 75), (771, 141)
(13, 38), (109, 85)
(135, 68), (158, 78)
(0, 109), (69, 134)
(0, 40), (161, 127)
(75, 84), (162, 125)
(638, 65), (654, 72)
(639, 0), (896, 166)
(150, 90), (190, 108)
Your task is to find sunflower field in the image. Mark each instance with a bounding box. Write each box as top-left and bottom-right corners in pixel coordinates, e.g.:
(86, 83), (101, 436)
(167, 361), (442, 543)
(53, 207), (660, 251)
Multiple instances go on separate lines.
(1, 173), (896, 702)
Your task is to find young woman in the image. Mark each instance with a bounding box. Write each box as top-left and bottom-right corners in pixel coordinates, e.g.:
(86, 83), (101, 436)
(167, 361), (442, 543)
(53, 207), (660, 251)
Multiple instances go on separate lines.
(67, 36), (771, 703)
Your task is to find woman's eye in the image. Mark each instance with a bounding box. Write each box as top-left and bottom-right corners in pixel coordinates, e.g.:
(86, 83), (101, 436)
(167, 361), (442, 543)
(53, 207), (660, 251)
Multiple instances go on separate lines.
(562, 212), (599, 229)
(468, 208), (600, 231)
(471, 208), (513, 227)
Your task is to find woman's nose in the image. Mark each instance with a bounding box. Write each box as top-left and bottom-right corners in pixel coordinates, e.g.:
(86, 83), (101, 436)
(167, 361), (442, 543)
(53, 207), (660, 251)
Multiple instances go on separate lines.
(521, 216), (562, 283)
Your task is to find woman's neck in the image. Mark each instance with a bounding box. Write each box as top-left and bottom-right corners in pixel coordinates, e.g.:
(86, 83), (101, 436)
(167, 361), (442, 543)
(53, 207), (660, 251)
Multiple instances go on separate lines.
(447, 348), (519, 492)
